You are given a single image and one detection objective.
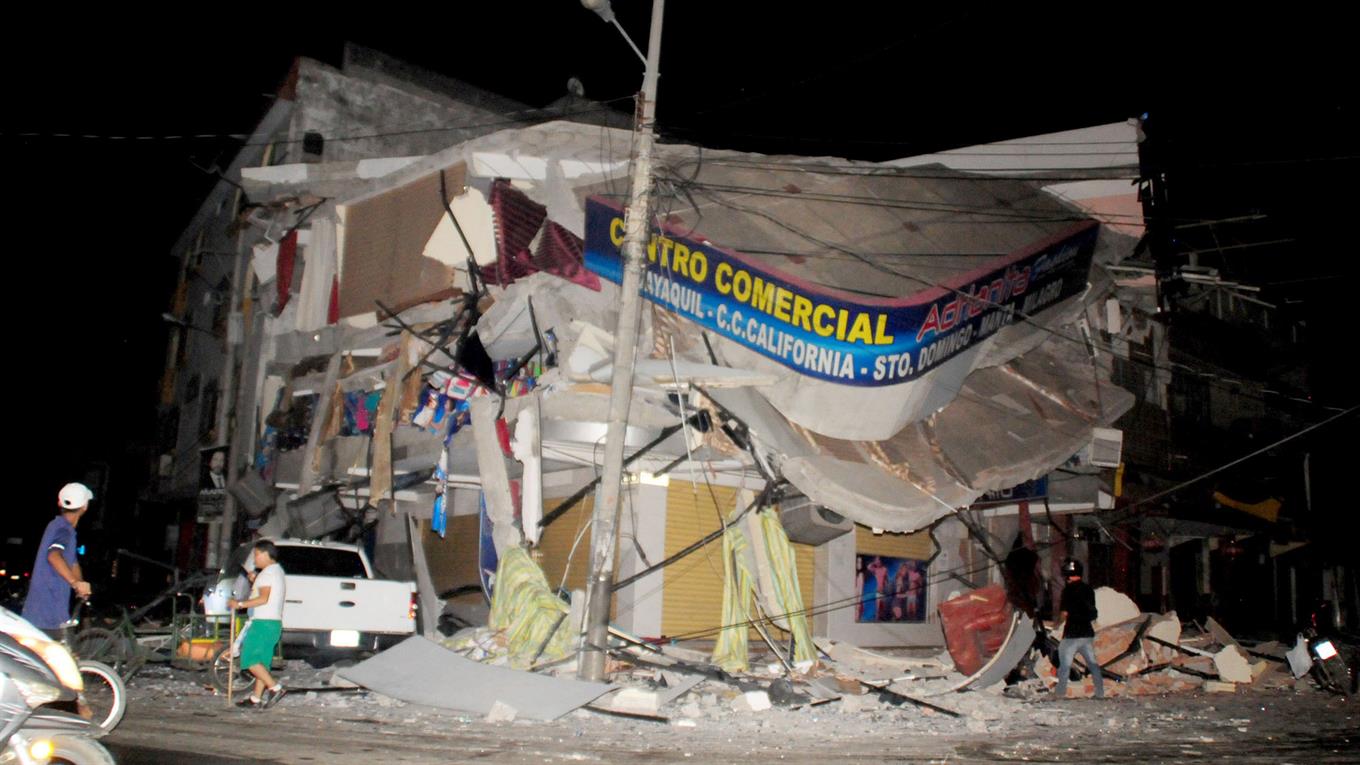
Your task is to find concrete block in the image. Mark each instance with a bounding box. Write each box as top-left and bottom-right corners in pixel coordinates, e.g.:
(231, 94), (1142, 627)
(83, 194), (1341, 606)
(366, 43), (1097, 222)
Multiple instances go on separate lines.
(1214, 645), (1254, 684)
(730, 690), (772, 713)
(609, 688), (660, 715)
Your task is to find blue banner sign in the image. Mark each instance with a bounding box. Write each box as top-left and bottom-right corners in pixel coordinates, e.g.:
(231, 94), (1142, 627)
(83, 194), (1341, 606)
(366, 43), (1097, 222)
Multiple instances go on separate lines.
(583, 196), (1097, 387)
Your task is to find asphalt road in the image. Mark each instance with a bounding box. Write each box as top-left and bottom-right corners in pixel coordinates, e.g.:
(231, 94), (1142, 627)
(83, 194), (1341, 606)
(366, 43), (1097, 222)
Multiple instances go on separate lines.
(97, 669), (1357, 764)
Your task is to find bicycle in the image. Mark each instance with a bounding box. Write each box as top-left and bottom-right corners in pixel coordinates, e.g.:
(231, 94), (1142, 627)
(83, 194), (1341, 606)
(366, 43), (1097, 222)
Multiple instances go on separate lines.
(70, 567), (220, 682)
(55, 606), (128, 735)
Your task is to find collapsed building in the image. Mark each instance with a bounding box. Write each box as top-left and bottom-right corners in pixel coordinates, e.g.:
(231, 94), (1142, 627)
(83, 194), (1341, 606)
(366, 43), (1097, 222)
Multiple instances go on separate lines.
(156, 47), (1150, 686)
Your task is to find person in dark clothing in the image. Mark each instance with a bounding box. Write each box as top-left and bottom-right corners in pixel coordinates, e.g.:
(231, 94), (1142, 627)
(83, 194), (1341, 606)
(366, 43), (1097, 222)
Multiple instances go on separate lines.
(1052, 558), (1104, 699)
(22, 483), (95, 640)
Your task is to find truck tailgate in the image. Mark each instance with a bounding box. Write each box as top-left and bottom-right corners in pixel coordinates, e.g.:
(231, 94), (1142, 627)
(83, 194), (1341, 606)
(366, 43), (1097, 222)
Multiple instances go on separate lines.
(282, 575), (417, 635)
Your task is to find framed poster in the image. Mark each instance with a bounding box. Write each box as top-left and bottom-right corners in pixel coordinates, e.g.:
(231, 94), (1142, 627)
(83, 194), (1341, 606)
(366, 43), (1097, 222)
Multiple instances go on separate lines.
(856, 554), (928, 623)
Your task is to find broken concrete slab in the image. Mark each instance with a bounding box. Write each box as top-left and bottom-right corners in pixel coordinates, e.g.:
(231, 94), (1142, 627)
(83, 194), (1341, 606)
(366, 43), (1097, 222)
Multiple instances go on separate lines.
(657, 672), (706, 708)
(1205, 617), (1241, 650)
(336, 637), (611, 720)
(1146, 611), (1182, 646)
(1172, 654), (1219, 677)
(1093, 587), (1141, 629)
(605, 687), (660, 715)
(805, 677), (844, 701)
(730, 690), (772, 712)
(1214, 645), (1254, 684)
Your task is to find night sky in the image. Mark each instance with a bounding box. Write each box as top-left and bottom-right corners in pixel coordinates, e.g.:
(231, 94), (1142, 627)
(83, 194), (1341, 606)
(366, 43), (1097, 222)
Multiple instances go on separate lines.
(3, 6), (1352, 566)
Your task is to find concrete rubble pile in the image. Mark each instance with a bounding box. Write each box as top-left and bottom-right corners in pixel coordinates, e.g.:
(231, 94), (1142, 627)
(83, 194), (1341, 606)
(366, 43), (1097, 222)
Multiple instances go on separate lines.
(1019, 589), (1299, 699)
(333, 576), (1323, 728)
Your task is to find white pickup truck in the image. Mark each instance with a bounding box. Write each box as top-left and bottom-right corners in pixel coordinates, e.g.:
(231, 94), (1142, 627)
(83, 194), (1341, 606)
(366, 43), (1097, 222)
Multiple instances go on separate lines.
(214, 539), (417, 658)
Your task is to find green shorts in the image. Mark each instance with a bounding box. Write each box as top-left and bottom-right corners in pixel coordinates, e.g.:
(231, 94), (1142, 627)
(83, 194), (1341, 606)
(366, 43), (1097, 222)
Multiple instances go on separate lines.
(239, 619), (281, 668)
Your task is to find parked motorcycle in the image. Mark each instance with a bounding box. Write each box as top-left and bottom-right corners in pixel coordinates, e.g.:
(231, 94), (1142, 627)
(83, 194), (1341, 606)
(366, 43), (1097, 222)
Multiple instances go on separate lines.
(0, 609), (116, 764)
(1286, 603), (1358, 696)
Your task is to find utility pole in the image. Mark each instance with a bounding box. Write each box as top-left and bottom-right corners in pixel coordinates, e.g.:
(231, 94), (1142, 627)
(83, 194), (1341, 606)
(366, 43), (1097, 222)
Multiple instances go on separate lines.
(578, 0), (665, 683)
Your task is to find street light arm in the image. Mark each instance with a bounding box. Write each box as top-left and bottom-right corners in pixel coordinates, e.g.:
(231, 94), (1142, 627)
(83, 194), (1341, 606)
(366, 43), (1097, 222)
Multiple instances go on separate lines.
(581, 0), (648, 66)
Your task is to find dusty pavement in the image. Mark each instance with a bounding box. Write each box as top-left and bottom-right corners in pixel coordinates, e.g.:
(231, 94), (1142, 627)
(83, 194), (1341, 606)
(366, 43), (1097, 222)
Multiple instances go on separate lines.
(102, 664), (1356, 764)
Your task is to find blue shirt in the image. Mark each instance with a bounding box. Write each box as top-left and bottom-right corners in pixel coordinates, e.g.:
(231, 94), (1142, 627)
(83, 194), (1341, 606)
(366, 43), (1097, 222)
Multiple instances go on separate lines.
(22, 516), (77, 629)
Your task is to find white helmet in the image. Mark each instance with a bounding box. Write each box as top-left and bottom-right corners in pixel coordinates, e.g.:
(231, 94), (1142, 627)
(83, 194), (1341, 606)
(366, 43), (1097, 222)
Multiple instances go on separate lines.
(58, 482), (94, 510)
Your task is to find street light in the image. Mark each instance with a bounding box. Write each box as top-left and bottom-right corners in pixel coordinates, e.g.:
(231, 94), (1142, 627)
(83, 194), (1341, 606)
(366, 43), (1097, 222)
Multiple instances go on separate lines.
(577, 0), (666, 684)
(581, 0), (647, 65)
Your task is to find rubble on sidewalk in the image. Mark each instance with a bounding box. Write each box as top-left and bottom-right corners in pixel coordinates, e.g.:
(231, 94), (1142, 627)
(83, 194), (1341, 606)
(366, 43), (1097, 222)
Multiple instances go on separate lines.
(1020, 587), (1302, 699)
(324, 566), (1317, 731)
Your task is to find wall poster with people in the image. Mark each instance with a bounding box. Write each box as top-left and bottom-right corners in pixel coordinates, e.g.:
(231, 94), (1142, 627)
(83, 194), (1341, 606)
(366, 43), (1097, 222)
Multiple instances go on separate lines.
(856, 554), (928, 622)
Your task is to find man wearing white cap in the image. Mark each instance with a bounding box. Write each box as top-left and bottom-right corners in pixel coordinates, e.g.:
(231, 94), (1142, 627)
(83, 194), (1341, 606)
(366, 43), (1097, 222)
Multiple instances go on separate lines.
(22, 482), (95, 639)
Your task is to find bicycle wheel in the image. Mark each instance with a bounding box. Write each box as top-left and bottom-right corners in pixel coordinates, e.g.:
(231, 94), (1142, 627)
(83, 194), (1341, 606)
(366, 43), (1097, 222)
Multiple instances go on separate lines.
(211, 645), (255, 695)
(70, 628), (127, 674)
(78, 660), (127, 734)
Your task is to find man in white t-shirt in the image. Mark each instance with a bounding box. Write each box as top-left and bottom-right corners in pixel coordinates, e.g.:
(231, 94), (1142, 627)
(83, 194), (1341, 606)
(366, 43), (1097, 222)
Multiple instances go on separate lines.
(228, 539), (287, 709)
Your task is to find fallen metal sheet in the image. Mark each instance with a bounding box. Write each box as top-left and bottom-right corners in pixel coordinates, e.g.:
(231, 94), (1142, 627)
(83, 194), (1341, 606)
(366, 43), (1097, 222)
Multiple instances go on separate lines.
(923, 612), (1037, 697)
(336, 637), (611, 720)
(815, 638), (949, 674)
